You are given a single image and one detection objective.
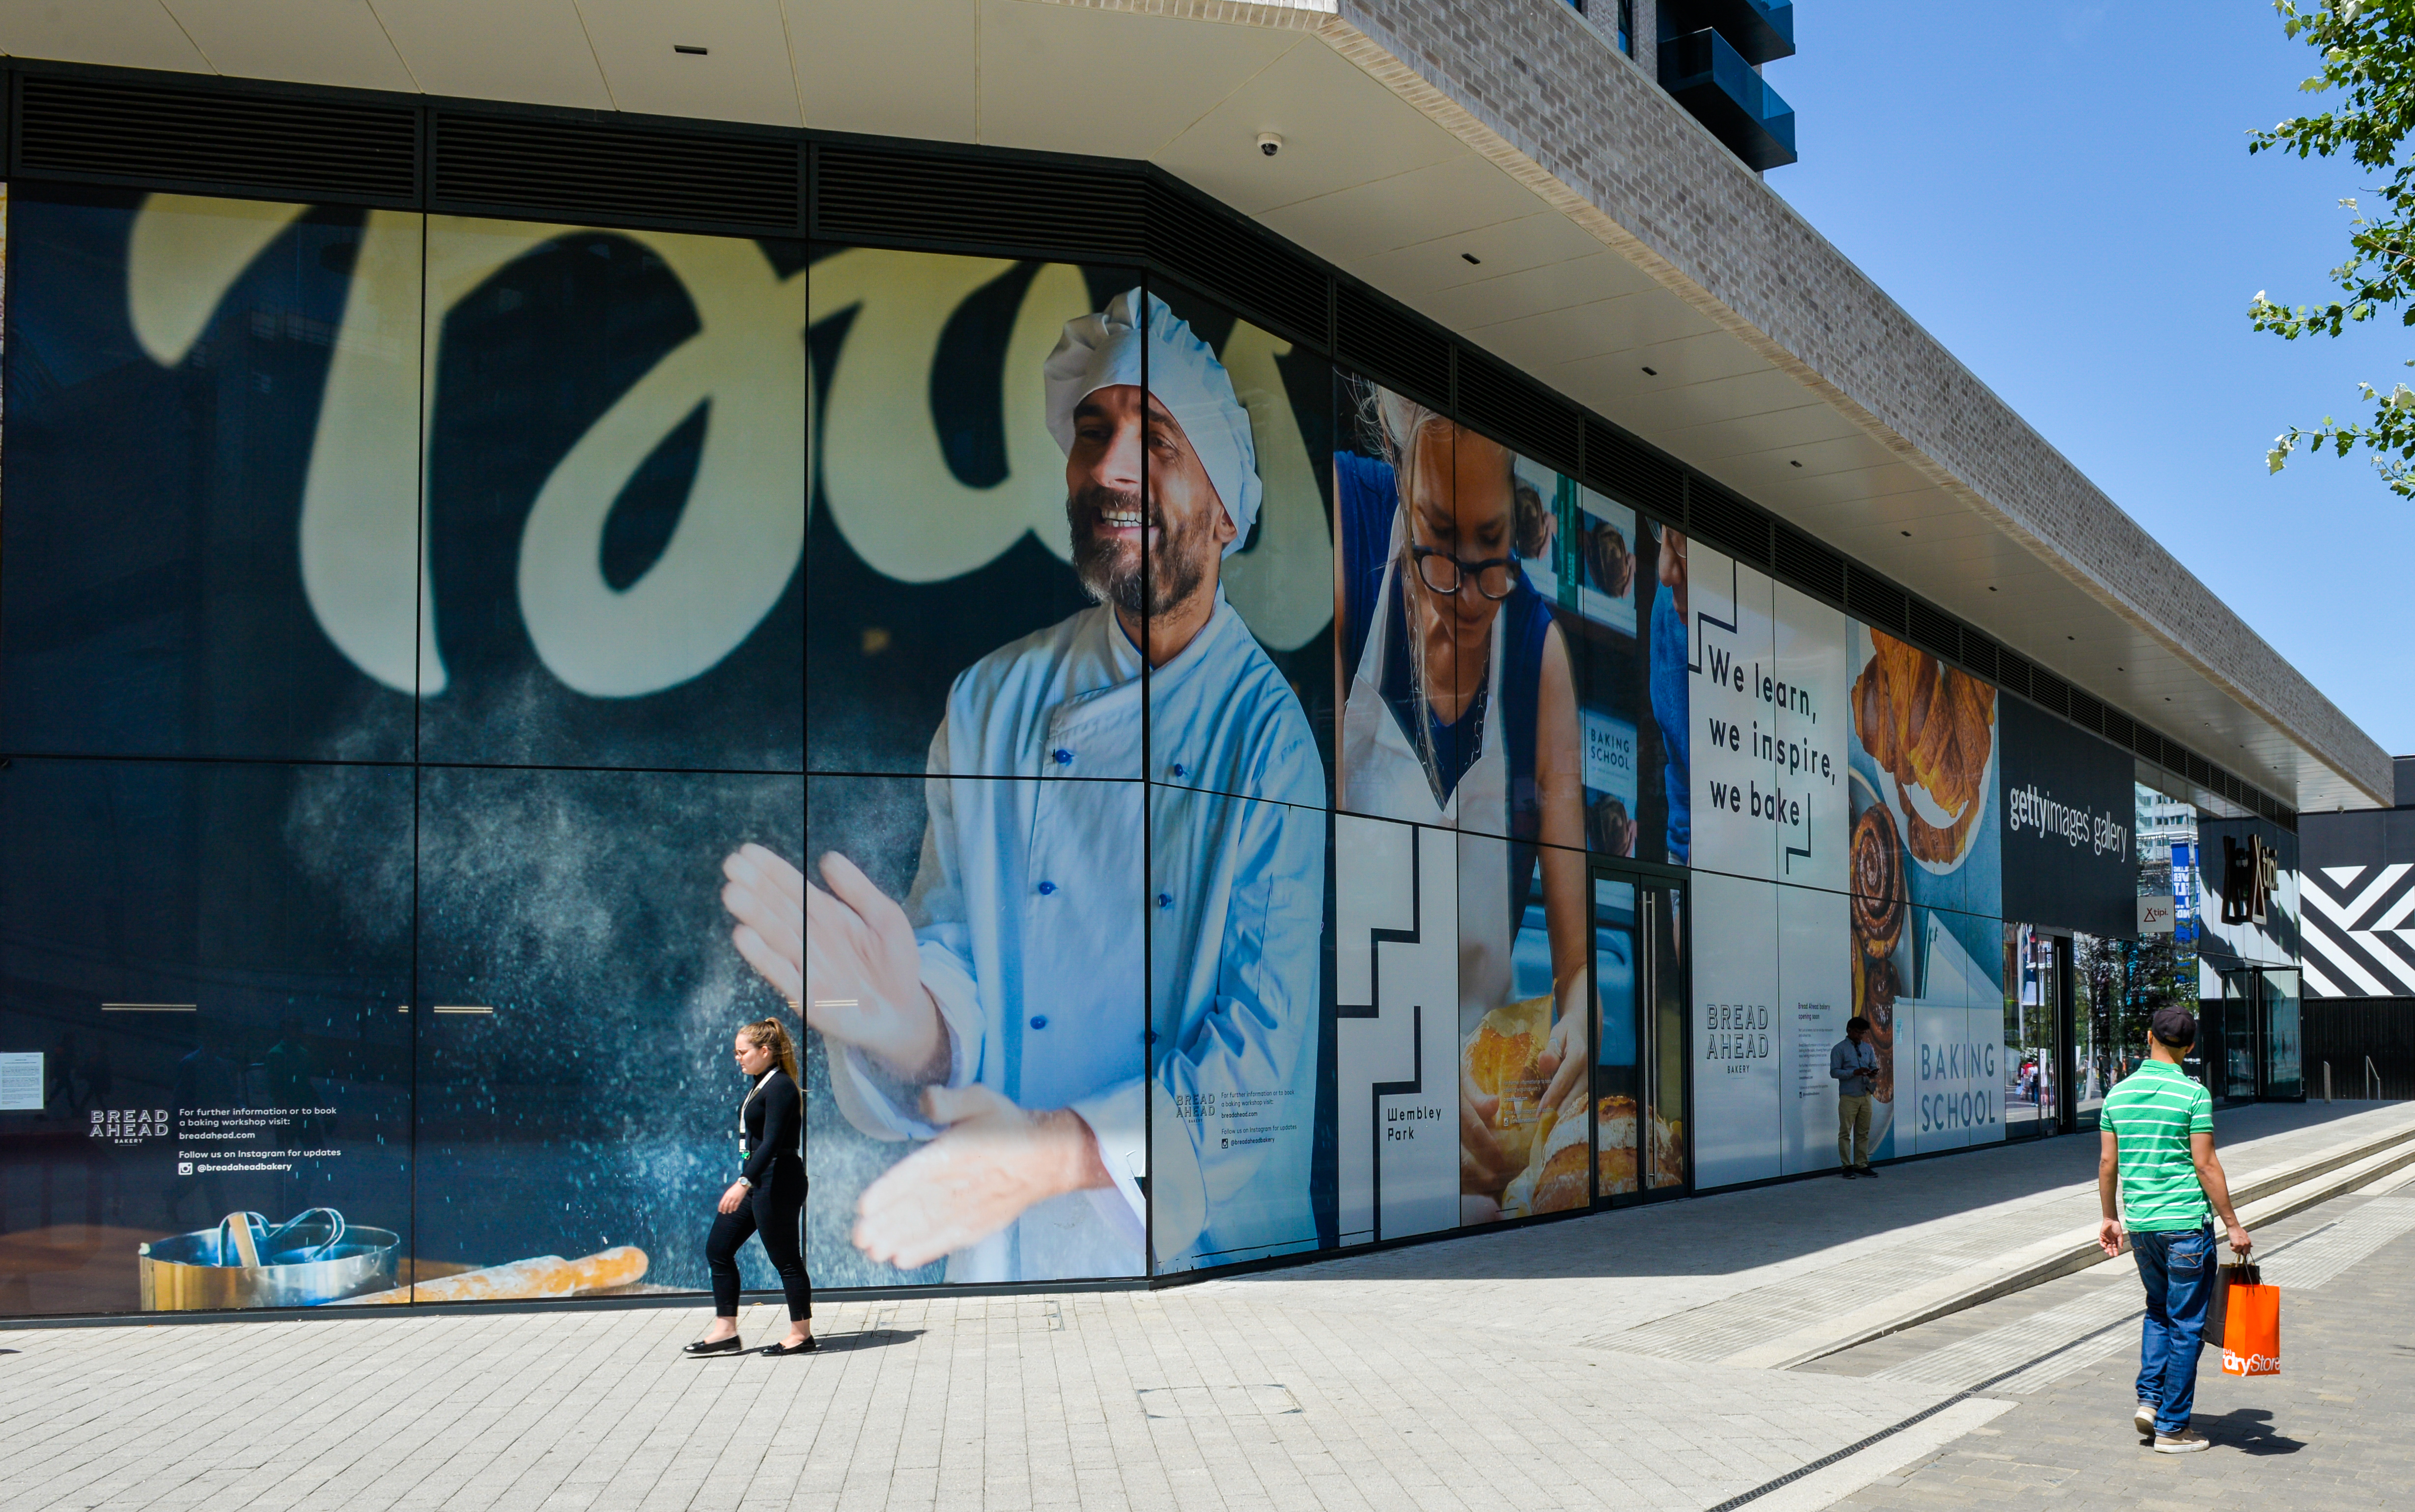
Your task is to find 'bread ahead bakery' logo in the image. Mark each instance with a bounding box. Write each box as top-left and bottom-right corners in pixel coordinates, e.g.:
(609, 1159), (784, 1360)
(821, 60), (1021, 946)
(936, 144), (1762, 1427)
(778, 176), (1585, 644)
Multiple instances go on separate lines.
(89, 1109), (169, 1145)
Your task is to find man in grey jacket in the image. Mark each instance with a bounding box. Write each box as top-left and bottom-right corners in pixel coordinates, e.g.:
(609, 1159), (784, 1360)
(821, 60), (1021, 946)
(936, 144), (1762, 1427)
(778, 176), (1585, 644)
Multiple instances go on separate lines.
(1831, 1017), (1880, 1178)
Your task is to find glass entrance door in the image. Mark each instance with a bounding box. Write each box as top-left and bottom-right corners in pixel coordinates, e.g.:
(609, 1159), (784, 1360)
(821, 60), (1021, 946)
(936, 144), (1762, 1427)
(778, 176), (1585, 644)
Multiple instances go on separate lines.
(1592, 868), (1687, 1204)
(2004, 925), (2059, 1139)
(2261, 969), (2303, 1099)
(2218, 969), (2260, 1100)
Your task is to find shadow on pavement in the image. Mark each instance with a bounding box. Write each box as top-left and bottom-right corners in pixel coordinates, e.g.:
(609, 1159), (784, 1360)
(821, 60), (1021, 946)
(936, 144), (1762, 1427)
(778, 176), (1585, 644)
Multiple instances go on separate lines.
(815, 1327), (924, 1354)
(1231, 1101), (2407, 1286)
(2198, 1407), (2304, 1456)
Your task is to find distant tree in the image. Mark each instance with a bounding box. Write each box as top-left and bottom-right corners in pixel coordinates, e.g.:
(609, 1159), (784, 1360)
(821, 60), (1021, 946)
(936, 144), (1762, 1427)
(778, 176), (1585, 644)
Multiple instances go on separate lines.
(2250, 0), (2415, 495)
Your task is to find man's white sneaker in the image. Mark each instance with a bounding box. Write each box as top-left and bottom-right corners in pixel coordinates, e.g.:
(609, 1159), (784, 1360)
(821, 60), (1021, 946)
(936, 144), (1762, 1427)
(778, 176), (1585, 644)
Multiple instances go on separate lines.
(2152, 1429), (2210, 1454)
(2134, 1400), (2157, 1435)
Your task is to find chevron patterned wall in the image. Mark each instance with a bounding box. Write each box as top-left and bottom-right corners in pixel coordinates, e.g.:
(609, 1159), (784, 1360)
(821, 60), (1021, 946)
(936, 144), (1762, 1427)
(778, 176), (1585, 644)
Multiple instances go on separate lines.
(2301, 863), (2415, 999)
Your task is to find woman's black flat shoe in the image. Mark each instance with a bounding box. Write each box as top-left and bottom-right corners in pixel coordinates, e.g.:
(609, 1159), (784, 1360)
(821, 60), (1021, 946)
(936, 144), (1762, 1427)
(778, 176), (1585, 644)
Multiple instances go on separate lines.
(682, 1336), (745, 1356)
(759, 1338), (818, 1356)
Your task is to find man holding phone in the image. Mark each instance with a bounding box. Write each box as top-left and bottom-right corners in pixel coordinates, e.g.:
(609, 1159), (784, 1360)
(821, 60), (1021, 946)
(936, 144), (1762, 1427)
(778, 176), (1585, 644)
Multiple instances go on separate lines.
(2097, 1007), (2251, 1454)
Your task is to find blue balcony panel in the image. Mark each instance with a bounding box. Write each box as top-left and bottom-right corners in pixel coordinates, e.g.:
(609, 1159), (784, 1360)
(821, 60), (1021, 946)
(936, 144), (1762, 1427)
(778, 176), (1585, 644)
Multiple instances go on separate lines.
(1659, 27), (1797, 171)
(1661, 0), (1794, 66)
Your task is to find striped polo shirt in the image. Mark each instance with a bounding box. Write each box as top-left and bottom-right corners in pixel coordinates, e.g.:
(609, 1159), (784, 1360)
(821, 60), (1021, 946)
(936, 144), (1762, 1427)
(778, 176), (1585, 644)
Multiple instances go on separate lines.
(2100, 1059), (2215, 1232)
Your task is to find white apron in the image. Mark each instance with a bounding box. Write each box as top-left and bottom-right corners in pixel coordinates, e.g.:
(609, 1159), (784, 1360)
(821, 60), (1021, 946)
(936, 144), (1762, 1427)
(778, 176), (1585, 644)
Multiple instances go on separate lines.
(1340, 541), (1514, 1032)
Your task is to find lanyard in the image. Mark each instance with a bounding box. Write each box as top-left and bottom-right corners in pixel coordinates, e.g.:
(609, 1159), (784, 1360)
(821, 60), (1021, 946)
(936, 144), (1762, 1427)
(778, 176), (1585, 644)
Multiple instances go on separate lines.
(738, 1068), (777, 1161)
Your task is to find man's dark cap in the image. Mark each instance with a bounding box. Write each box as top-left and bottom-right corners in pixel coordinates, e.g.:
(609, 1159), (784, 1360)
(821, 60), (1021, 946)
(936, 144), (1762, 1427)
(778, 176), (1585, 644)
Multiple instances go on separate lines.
(2150, 1007), (2198, 1050)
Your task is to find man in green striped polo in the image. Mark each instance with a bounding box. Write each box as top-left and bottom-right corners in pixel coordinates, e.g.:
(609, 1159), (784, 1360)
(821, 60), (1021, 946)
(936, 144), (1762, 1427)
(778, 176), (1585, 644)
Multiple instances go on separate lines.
(2097, 1007), (2250, 1454)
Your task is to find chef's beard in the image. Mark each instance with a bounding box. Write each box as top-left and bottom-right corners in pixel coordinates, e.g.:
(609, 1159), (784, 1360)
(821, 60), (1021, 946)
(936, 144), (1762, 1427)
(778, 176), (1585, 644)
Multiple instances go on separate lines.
(1067, 485), (1208, 618)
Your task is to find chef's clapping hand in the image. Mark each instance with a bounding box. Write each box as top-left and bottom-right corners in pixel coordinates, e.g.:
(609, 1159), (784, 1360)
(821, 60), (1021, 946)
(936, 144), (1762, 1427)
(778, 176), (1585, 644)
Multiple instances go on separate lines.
(851, 1085), (1112, 1271)
(721, 844), (949, 1084)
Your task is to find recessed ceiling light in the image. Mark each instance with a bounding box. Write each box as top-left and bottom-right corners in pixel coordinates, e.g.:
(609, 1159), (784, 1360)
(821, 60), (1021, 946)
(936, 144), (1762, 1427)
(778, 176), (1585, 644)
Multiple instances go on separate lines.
(1461, 252), (1482, 265)
(1789, 459), (1802, 468)
(1899, 530), (1910, 537)
(1641, 365), (1658, 376)
(674, 43), (708, 54)
(2066, 635), (2075, 641)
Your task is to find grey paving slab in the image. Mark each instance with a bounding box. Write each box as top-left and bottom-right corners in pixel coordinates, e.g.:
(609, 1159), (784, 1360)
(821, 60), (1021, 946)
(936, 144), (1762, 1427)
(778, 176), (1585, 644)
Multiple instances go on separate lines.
(2, 1101), (2409, 1512)
(1816, 1178), (2415, 1510)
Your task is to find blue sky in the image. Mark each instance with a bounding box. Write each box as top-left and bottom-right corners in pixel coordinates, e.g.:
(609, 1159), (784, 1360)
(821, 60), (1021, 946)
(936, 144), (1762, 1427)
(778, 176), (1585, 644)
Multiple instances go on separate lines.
(1768, 2), (2415, 762)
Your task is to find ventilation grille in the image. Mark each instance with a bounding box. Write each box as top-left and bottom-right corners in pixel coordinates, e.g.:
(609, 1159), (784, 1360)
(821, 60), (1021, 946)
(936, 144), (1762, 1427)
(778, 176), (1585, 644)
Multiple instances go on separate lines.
(1996, 650), (2033, 700)
(1773, 524), (1844, 603)
(15, 73), (418, 203)
(1335, 283), (1450, 411)
(1582, 417), (1684, 518)
(1846, 564), (1907, 636)
(1907, 599), (1960, 663)
(816, 144), (1143, 258)
(1147, 181), (1328, 350)
(2103, 709), (2135, 750)
(2029, 667), (2071, 718)
(2186, 752), (2213, 787)
(1456, 348), (1579, 475)
(2219, 770), (2243, 803)
(2067, 689), (2105, 734)
(1959, 631), (2000, 684)
(2131, 723), (2162, 764)
(1687, 482), (1770, 567)
(436, 113), (797, 232)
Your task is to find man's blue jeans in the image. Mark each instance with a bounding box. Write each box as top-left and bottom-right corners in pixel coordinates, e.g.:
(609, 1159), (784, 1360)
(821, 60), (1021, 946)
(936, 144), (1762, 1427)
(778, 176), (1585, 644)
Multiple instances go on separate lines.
(2131, 1222), (2216, 1434)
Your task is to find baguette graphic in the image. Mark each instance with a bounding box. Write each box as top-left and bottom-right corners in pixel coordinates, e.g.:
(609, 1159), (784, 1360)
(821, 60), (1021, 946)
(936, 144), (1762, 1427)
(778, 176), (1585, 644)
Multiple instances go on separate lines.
(352, 1245), (648, 1304)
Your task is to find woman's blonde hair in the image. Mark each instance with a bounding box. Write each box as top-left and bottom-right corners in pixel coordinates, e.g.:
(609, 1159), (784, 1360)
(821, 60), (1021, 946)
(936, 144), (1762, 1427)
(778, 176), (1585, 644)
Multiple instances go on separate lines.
(740, 1017), (800, 1087)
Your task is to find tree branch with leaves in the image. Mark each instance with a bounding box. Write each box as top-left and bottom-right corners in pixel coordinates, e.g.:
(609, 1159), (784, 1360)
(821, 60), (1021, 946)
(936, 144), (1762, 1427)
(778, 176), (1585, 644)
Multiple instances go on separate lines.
(2250, 0), (2415, 494)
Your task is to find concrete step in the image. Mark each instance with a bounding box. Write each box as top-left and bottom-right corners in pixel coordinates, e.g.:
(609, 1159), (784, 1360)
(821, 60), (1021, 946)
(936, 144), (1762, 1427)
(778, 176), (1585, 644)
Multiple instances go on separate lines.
(1729, 1110), (2415, 1371)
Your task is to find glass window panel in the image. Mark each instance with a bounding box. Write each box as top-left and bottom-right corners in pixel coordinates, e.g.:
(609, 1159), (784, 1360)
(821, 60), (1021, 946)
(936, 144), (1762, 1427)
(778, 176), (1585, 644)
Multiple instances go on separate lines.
(803, 772), (1143, 1285)
(1330, 813), (1458, 1246)
(1458, 832), (1589, 1225)
(1335, 374), (1476, 833)
(1594, 876), (1640, 1197)
(419, 217), (805, 771)
(0, 757), (413, 1316)
(412, 766), (803, 1300)
(1150, 790), (1326, 1275)
(1, 188), (422, 762)
(1145, 280), (1337, 801)
(805, 247), (1137, 779)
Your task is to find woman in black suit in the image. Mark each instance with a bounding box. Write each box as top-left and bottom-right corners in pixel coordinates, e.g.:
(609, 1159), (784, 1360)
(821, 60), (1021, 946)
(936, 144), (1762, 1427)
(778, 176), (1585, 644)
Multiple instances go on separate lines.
(685, 1017), (814, 1356)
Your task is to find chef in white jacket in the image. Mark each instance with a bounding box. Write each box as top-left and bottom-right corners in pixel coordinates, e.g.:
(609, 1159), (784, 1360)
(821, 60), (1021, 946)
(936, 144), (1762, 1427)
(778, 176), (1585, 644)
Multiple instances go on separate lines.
(724, 290), (1325, 1282)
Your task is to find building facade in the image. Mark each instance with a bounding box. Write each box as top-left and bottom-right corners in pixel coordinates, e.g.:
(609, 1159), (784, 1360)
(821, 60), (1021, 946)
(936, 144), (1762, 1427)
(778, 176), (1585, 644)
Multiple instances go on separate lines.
(0, 0), (2384, 1317)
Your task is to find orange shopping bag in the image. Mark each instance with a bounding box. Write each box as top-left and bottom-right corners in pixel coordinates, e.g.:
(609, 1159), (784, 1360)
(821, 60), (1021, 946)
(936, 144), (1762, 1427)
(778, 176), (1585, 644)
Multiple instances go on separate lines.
(2217, 1260), (2279, 1376)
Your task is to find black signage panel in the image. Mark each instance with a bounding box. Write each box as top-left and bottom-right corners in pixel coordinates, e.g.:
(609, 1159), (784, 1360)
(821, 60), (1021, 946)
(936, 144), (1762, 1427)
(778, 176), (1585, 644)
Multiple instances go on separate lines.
(1999, 699), (2136, 937)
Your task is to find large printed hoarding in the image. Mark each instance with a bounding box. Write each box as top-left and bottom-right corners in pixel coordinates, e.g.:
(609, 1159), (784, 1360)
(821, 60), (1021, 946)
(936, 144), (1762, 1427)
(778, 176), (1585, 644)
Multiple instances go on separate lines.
(1844, 625), (2004, 1159)
(0, 189), (809, 1312)
(0, 181), (2185, 1316)
(1329, 379), (1676, 1238)
(806, 262), (1335, 1285)
(1681, 543), (1859, 1185)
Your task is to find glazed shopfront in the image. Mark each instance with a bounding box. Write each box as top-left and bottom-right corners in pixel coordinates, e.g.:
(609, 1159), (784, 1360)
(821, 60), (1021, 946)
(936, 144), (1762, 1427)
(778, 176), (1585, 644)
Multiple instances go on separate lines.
(0, 76), (2305, 1317)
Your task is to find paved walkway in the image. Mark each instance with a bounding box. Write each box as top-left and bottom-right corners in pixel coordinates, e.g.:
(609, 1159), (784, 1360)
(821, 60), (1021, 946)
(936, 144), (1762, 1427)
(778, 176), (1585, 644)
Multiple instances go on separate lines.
(1811, 1172), (2415, 1510)
(4, 1101), (2413, 1512)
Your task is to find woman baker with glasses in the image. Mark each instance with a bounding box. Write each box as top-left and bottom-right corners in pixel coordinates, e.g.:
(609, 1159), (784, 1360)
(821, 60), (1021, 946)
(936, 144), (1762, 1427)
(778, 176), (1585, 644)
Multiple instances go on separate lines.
(1333, 380), (1591, 1226)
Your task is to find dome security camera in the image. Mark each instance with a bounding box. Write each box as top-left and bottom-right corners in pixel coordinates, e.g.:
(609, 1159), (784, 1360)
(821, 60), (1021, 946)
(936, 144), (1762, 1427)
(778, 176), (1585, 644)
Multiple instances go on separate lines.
(1256, 132), (1284, 158)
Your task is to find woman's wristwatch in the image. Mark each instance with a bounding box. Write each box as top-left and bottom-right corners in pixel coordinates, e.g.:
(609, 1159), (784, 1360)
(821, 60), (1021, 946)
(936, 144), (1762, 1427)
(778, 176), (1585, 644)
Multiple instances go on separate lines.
(735, 1176), (753, 1189)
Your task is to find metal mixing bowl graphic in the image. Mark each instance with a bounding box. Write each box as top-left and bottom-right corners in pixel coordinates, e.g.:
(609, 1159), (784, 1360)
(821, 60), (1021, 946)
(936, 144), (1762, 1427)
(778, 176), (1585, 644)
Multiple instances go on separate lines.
(139, 1208), (400, 1310)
